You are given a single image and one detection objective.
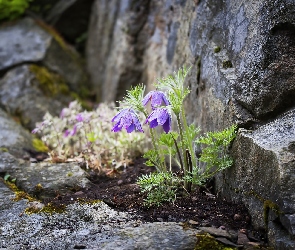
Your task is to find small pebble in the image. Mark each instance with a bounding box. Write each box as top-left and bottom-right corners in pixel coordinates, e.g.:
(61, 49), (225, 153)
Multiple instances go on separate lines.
(189, 220), (199, 225)
(234, 213), (242, 221)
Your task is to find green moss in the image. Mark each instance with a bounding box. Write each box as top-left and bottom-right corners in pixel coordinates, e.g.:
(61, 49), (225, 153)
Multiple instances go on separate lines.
(263, 200), (281, 232)
(34, 183), (43, 192)
(67, 172), (73, 177)
(30, 65), (69, 97)
(25, 202), (66, 215)
(214, 46), (221, 53)
(4, 178), (67, 215)
(0, 0), (30, 22)
(32, 138), (49, 153)
(0, 147), (8, 152)
(195, 233), (235, 250)
(222, 60), (233, 69)
(4, 180), (36, 202)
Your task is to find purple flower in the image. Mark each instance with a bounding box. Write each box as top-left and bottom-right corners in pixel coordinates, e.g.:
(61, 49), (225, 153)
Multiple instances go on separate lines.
(31, 128), (39, 134)
(142, 90), (170, 109)
(63, 129), (71, 137)
(145, 107), (171, 133)
(111, 108), (143, 133)
(76, 113), (84, 122)
(69, 125), (78, 136)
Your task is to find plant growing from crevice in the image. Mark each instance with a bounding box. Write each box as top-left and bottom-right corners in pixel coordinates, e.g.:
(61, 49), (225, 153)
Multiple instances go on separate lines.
(111, 66), (237, 206)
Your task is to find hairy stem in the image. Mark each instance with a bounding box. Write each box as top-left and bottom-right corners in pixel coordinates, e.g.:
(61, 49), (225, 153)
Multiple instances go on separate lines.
(181, 106), (197, 170)
(149, 127), (165, 172)
(186, 149), (193, 193)
(172, 135), (184, 175)
(176, 114), (189, 189)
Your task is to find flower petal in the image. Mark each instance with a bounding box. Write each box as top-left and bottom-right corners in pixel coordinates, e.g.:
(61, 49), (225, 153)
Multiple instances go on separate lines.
(111, 108), (129, 123)
(142, 91), (153, 106)
(162, 116), (171, 133)
(111, 122), (122, 132)
(126, 123), (135, 133)
(157, 109), (169, 125)
(149, 119), (158, 128)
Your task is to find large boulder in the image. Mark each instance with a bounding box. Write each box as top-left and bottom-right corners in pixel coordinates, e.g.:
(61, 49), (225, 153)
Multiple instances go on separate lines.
(0, 64), (72, 130)
(0, 17), (88, 93)
(216, 109), (295, 249)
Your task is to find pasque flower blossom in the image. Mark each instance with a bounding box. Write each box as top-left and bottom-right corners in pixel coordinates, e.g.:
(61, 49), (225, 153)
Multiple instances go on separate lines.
(142, 90), (170, 109)
(145, 107), (171, 133)
(111, 108), (144, 133)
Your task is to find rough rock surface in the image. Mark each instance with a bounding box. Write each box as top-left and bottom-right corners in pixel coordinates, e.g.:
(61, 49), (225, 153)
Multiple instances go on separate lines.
(86, 0), (151, 102)
(7, 161), (92, 200)
(0, 109), (33, 158)
(0, 64), (71, 130)
(216, 109), (295, 249)
(0, 178), (200, 250)
(0, 17), (88, 92)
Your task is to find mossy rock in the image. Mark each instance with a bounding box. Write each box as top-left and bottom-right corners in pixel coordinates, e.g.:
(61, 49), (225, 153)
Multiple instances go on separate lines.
(30, 64), (69, 97)
(195, 233), (235, 250)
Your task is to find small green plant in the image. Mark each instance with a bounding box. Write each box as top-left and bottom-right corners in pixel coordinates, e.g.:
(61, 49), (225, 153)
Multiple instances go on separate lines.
(111, 66), (237, 206)
(137, 172), (179, 206)
(0, 0), (32, 21)
(32, 101), (148, 170)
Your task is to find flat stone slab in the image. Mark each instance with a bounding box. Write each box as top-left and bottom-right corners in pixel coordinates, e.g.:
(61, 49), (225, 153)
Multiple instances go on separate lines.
(6, 161), (92, 200)
(99, 222), (200, 250)
(0, 179), (199, 250)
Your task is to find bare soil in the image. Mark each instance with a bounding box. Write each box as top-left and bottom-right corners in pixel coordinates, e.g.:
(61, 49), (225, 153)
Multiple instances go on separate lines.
(43, 157), (266, 242)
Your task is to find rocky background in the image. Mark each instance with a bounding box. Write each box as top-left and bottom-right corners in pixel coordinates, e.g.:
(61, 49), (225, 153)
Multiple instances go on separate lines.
(0, 0), (294, 249)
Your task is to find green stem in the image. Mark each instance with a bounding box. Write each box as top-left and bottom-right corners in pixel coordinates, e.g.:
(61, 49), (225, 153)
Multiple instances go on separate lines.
(181, 106), (197, 169)
(176, 114), (188, 175)
(172, 135), (184, 175)
(149, 127), (164, 172)
(143, 110), (165, 172)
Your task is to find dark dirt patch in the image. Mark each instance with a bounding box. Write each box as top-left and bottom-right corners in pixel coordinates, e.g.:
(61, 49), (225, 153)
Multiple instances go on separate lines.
(44, 157), (265, 240)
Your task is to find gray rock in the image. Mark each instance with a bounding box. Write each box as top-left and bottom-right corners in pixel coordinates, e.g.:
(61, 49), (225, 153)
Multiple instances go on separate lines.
(199, 226), (231, 239)
(99, 222), (199, 250)
(0, 18), (51, 71)
(86, 0), (150, 102)
(268, 221), (295, 250)
(215, 237), (242, 248)
(0, 109), (33, 157)
(0, 180), (139, 250)
(0, 179), (199, 250)
(216, 109), (295, 246)
(0, 64), (72, 130)
(0, 17), (88, 92)
(6, 161), (92, 200)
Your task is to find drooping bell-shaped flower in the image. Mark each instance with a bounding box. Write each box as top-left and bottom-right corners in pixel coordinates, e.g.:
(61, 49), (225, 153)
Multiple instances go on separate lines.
(111, 108), (144, 133)
(145, 107), (171, 133)
(142, 90), (170, 110)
